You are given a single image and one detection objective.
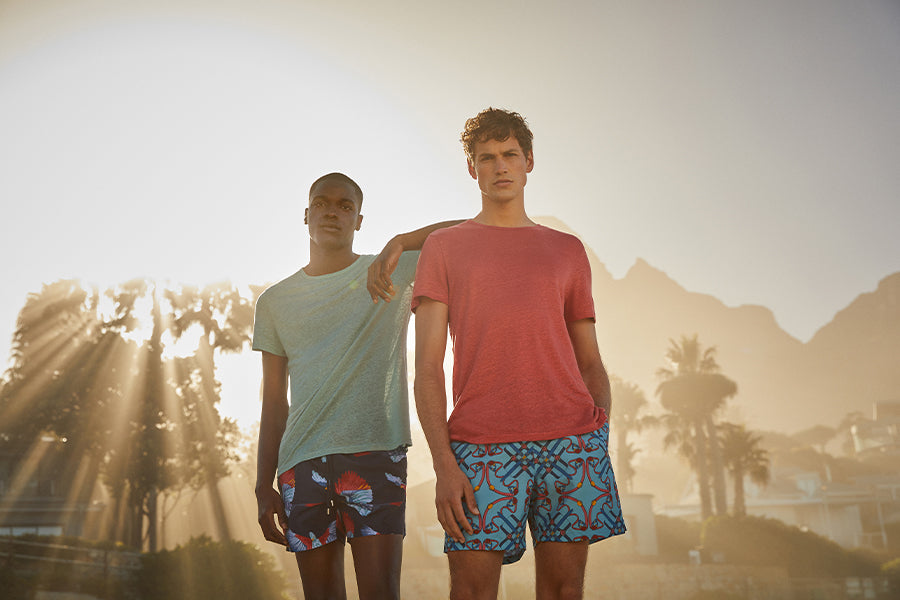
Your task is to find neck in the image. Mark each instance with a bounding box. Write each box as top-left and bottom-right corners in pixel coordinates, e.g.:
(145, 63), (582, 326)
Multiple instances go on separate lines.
(473, 198), (534, 228)
(304, 244), (358, 276)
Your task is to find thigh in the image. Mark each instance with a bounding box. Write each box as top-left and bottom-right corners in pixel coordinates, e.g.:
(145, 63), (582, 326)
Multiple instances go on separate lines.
(529, 425), (627, 545)
(534, 540), (589, 600)
(295, 541), (347, 600)
(446, 441), (532, 564)
(448, 549), (504, 600)
(348, 534), (403, 599)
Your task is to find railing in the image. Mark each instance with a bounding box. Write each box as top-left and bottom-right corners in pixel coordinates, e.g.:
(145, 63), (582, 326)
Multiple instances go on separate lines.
(0, 537), (141, 572)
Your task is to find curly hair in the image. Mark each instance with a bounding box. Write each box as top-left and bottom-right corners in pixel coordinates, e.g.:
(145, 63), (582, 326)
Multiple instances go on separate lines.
(460, 108), (534, 163)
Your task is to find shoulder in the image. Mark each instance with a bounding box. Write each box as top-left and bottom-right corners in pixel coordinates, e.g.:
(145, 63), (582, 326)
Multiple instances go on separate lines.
(536, 225), (585, 252)
(428, 221), (470, 242)
(257, 269), (304, 303)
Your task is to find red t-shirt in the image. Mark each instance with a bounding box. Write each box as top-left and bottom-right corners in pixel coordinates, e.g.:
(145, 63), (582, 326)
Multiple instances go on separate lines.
(412, 221), (607, 443)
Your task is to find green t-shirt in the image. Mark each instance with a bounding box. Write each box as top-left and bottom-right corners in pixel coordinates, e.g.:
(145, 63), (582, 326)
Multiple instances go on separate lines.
(252, 252), (418, 475)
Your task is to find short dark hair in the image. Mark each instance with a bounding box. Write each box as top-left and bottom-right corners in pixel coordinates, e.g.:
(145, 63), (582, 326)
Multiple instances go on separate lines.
(461, 108), (534, 163)
(308, 172), (364, 209)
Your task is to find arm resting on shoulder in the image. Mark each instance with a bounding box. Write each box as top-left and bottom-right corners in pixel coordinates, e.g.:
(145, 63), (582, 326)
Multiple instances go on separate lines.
(567, 318), (612, 418)
(414, 297), (478, 543)
(255, 351), (290, 546)
(367, 220), (464, 302)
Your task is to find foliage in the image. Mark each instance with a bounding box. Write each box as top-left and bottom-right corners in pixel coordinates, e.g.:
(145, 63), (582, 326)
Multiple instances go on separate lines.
(136, 536), (289, 600)
(791, 424), (837, 453)
(654, 514), (702, 563)
(718, 422), (770, 516)
(0, 564), (34, 600)
(701, 515), (881, 578)
(0, 279), (253, 550)
(609, 375), (654, 493)
(881, 557), (900, 596)
(656, 334), (737, 519)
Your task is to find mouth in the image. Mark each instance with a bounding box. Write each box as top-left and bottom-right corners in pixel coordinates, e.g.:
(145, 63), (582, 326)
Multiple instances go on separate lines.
(494, 179), (514, 186)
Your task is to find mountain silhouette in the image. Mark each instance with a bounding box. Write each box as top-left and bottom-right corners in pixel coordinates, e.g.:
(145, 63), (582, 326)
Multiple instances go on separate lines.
(536, 217), (899, 432)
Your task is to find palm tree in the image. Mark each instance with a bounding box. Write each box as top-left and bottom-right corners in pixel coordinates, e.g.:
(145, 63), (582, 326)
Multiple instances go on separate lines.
(656, 334), (737, 519)
(719, 422), (770, 516)
(609, 376), (655, 493)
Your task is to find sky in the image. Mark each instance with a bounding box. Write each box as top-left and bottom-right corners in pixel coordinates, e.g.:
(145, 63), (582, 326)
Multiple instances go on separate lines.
(2, 0), (899, 425)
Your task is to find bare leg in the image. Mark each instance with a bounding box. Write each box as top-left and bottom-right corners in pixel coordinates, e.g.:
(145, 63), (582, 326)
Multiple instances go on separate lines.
(534, 541), (589, 600)
(348, 534), (403, 600)
(448, 550), (504, 600)
(295, 541), (347, 600)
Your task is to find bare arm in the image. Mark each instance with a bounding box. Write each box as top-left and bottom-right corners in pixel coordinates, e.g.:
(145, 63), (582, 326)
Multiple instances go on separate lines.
(367, 220), (464, 302)
(567, 318), (612, 418)
(414, 297), (478, 543)
(255, 351), (289, 546)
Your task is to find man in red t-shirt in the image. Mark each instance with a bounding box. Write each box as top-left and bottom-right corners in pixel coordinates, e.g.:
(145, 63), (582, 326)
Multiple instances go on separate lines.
(412, 108), (626, 599)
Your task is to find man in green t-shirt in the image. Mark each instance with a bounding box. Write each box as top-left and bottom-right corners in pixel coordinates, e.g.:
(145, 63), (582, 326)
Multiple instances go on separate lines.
(253, 172), (458, 599)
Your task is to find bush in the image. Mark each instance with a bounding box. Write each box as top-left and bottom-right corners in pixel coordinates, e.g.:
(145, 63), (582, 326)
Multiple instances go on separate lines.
(882, 557), (900, 596)
(137, 536), (288, 600)
(655, 515), (702, 563)
(701, 515), (880, 578)
(0, 565), (34, 600)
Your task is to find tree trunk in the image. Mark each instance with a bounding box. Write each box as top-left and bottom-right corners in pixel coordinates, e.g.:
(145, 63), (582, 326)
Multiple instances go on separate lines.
(694, 422), (712, 520)
(706, 416), (728, 515)
(733, 468), (746, 517)
(148, 486), (158, 552)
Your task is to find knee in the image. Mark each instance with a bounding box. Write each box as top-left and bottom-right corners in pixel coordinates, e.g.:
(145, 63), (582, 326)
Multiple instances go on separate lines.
(536, 580), (584, 600)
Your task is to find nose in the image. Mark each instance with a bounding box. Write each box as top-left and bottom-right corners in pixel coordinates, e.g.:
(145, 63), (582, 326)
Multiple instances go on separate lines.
(495, 157), (508, 173)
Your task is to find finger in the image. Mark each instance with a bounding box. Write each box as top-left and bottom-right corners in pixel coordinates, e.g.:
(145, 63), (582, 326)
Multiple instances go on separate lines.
(260, 516), (287, 546)
(463, 483), (480, 519)
(451, 497), (475, 537)
(378, 266), (395, 294)
(437, 503), (465, 544)
(276, 504), (288, 532)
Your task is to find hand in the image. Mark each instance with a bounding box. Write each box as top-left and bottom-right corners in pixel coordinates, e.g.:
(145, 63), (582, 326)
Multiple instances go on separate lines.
(367, 236), (404, 303)
(256, 486), (288, 546)
(434, 464), (480, 544)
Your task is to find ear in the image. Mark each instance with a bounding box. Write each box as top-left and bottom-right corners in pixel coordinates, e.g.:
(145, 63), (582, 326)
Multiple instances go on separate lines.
(467, 159), (477, 180)
(304, 208), (309, 224)
(356, 214), (364, 231)
(525, 151), (534, 173)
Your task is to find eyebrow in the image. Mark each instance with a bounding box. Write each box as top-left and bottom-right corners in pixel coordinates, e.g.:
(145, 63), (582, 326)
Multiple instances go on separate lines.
(311, 194), (356, 203)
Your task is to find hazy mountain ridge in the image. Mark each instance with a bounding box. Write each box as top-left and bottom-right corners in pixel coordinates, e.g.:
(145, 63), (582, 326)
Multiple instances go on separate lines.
(536, 217), (898, 432)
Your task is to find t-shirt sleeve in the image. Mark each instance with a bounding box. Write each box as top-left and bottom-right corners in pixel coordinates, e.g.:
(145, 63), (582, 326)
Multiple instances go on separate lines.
(565, 242), (596, 322)
(252, 291), (287, 356)
(411, 235), (449, 312)
(394, 250), (420, 288)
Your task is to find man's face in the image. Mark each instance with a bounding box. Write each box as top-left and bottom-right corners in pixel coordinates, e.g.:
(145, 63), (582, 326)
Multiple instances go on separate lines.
(467, 136), (534, 205)
(304, 180), (363, 251)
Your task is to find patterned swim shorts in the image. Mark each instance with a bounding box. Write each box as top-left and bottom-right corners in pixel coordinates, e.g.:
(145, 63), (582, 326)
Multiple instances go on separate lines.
(446, 424), (626, 564)
(278, 446), (407, 552)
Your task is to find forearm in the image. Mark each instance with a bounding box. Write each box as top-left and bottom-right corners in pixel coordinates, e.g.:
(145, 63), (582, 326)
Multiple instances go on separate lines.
(414, 371), (457, 473)
(255, 400), (287, 492)
(393, 220), (464, 252)
(583, 359), (612, 417)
